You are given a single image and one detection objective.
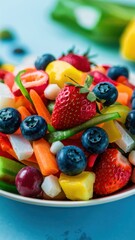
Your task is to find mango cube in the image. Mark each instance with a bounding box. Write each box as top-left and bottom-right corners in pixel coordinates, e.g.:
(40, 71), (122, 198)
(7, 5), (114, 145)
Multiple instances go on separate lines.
(102, 120), (121, 143)
(59, 171), (95, 201)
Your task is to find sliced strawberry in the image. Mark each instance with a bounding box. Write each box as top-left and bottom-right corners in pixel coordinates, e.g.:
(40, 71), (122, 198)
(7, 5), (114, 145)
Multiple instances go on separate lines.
(94, 148), (132, 195)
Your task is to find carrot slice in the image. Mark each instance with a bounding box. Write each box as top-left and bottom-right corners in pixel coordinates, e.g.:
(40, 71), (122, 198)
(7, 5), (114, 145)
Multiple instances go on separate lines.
(33, 138), (59, 176)
(30, 89), (51, 124)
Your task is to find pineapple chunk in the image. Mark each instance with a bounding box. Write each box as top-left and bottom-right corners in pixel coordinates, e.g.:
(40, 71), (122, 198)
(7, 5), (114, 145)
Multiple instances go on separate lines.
(102, 120), (121, 143)
(59, 171), (95, 201)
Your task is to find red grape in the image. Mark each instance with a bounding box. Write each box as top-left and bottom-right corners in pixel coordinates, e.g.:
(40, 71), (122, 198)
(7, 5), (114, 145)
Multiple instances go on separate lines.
(15, 166), (43, 197)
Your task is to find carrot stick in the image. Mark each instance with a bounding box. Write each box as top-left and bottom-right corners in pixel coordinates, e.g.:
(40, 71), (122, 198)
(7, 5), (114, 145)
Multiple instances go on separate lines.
(33, 138), (59, 176)
(15, 95), (35, 114)
(15, 106), (31, 134)
(17, 106), (31, 120)
(30, 89), (51, 124)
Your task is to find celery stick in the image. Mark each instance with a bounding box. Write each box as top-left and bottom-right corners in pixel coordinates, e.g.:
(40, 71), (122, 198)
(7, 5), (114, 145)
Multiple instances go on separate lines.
(46, 112), (120, 142)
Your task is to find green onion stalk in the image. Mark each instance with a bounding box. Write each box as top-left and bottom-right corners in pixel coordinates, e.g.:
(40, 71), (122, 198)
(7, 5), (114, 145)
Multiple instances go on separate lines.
(46, 112), (120, 142)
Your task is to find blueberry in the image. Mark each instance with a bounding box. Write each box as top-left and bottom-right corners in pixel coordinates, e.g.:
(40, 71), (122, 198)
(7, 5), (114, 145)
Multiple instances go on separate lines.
(107, 66), (129, 80)
(12, 47), (27, 55)
(20, 115), (47, 141)
(93, 82), (118, 106)
(35, 53), (56, 70)
(0, 107), (21, 134)
(56, 145), (87, 176)
(125, 110), (135, 135)
(132, 98), (135, 110)
(81, 127), (109, 154)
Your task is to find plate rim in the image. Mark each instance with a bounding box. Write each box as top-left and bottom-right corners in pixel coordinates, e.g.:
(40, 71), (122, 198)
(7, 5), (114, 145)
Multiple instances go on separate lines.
(1, 186), (135, 208)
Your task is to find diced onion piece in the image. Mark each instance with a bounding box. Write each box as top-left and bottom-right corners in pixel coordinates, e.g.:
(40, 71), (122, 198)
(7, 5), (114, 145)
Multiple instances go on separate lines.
(50, 141), (64, 154)
(8, 134), (33, 161)
(41, 175), (61, 198)
(114, 121), (134, 153)
(44, 84), (61, 100)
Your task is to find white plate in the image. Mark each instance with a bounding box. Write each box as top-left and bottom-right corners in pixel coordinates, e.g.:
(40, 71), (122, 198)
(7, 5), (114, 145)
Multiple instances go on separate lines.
(1, 185), (135, 207)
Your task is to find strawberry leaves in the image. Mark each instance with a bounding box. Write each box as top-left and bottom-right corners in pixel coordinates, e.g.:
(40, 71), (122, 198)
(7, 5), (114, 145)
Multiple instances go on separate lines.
(65, 74), (97, 102)
(79, 75), (96, 102)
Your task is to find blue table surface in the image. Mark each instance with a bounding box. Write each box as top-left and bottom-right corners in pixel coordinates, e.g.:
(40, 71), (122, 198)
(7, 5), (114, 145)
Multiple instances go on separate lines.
(0, 1), (135, 240)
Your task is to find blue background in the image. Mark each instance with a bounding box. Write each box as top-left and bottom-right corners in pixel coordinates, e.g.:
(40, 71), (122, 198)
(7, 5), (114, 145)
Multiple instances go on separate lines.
(0, 1), (135, 239)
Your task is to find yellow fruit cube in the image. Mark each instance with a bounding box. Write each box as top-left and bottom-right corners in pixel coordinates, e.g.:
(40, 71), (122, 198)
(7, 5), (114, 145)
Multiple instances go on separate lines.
(101, 104), (130, 124)
(46, 60), (87, 88)
(102, 120), (121, 143)
(59, 171), (95, 201)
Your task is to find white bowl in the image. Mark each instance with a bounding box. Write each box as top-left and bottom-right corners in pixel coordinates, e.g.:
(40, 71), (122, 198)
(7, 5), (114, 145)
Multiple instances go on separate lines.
(1, 73), (135, 207)
(1, 185), (135, 207)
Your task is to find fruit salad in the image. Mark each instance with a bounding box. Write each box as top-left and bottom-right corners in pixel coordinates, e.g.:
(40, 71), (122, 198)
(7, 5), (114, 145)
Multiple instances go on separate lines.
(0, 49), (135, 202)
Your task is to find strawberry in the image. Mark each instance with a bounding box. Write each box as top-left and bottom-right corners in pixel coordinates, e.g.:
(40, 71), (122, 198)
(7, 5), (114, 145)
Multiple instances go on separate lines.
(58, 48), (95, 72)
(94, 148), (132, 196)
(51, 76), (97, 130)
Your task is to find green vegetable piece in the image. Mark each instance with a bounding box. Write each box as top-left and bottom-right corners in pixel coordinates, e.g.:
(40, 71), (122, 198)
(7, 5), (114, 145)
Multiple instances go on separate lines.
(47, 124), (56, 133)
(46, 112), (120, 142)
(0, 180), (18, 193)
(15, 70), (33, 104)
(47, 101), (55, 114)
(0, 156), (24, 185)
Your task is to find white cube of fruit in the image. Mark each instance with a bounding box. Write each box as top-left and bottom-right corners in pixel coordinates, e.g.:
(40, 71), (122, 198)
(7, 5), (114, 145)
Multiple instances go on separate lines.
(44, 84), (61, 100)
(114, 121), (134, 153)
(50, 141), (64, 155)
(8, 134), (33, 161)
(41, 175), (61, 198)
